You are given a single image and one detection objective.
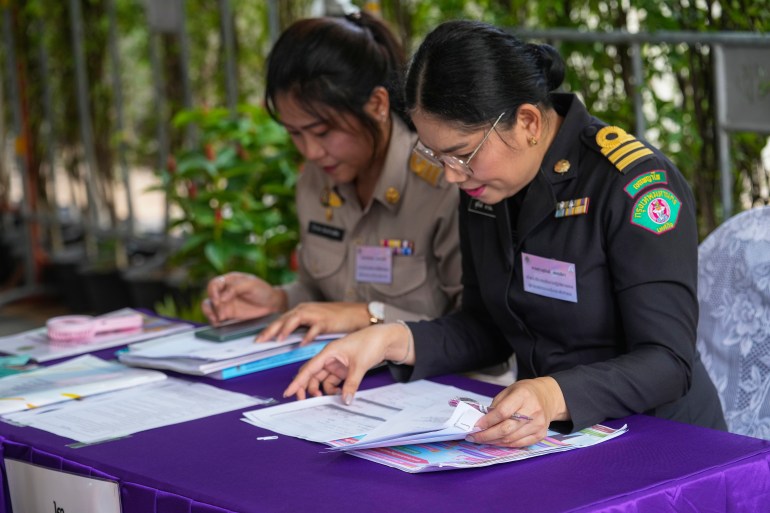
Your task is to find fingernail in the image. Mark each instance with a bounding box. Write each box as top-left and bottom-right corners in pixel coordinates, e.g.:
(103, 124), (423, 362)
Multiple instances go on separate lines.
(465, 435), (475, 443)
(343, 393), (353, 405)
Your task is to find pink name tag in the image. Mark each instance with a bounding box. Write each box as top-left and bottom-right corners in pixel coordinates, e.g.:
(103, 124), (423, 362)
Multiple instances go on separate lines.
(356, 246), (392, 284)
(521, 252), (577, 303)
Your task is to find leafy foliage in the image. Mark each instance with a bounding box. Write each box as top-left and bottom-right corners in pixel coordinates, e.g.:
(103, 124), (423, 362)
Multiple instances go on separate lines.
(158, 104), (302, 286)
(2, 0), (767, 261)
(375, 0), (770, 237)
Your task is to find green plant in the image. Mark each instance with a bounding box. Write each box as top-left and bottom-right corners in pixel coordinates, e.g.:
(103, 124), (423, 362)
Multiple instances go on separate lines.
(158, 104), (302, 294)
(153, 292), (208, 324)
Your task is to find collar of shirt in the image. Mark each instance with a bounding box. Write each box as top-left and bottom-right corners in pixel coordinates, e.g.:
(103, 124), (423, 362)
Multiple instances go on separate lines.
(539, 93), (593, 186)
(337, 114), (412, 215)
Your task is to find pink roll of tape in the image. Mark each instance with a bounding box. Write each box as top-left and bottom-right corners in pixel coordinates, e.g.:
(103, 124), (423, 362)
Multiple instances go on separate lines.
(46, 313), (144, 345)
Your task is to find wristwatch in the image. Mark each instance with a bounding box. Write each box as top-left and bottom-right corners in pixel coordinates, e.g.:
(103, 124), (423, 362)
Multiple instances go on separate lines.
(367, 301), (385, 325)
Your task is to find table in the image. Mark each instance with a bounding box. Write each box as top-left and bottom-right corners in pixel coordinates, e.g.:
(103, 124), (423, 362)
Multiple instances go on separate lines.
(1, 346), (769, 513)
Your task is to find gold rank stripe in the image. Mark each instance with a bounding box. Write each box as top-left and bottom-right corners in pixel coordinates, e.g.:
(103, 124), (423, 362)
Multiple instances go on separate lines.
(606, 140), (645, 163)
(409, 153), (442, 187)
(596, 126), (652, 172)
(596, 126), (654, 173)
(616, 147), (654, 172)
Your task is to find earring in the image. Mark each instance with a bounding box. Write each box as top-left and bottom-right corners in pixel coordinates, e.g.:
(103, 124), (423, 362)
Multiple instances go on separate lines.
(528, 137), (538, 146)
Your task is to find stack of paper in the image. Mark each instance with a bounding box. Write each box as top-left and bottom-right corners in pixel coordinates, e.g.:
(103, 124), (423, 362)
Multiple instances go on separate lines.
(3, 379), (264, 444)
(243, 381), (628, 473)
(0, 354), (166, 415)
(118, 329), (343, 379)
(0, 308), (194, 363)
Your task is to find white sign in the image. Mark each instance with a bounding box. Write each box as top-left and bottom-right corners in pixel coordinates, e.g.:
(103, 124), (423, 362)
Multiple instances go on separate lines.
(4, 459), (121, 513)
(717, 45), (770, 133)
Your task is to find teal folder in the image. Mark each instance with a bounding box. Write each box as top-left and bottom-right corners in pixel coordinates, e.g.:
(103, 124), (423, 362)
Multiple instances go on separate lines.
(214, 342), (328, 380)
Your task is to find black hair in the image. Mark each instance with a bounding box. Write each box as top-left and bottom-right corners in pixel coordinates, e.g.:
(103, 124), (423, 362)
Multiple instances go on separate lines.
(405, 20), (565, 129)
(265, 12), (409, 151)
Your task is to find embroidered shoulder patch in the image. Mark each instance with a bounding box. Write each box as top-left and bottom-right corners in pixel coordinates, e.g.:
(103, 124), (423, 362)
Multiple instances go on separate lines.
(630, 188), (681, 234)
(409, 152), (443, 187)
(624, 170), (668, 197)
(596, 126), (654, 174)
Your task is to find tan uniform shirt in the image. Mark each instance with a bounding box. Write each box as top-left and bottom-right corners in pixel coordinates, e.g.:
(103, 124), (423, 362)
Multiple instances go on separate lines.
(282, 116), (461, 322)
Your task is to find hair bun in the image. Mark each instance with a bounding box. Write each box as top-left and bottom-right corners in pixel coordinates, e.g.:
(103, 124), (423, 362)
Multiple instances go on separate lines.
(529, 43), (565, 92)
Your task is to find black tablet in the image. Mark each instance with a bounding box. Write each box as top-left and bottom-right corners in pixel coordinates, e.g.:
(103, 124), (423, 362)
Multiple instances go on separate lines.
(195, 313), (280, 342)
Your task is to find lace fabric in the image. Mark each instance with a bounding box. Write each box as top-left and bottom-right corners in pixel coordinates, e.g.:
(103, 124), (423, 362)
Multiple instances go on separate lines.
(697, 206), (770, 439)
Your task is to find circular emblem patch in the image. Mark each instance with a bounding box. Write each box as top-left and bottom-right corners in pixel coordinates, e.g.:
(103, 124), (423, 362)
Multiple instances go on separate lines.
(630, 188), (681, 235)
(647, 198), (671, 224)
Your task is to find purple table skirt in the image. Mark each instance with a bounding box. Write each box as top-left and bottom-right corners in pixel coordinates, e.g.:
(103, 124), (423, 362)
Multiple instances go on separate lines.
(1, 348), (769, 513)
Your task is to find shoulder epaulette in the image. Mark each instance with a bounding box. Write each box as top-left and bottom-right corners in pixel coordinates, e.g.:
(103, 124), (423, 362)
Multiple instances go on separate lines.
(590, 125), (655, 175)
(409, 152), (443, 187)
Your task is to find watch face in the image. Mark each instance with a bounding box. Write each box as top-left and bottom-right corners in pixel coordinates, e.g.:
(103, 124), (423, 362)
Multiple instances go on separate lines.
(369, 301), (385, 321)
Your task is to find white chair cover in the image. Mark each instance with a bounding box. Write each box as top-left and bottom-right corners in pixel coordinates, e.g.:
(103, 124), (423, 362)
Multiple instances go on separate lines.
(697, 206), (770, 438)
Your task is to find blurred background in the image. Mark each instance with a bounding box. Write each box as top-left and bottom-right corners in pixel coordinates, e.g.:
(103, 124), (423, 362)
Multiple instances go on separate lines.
(0, 0), (768, 331)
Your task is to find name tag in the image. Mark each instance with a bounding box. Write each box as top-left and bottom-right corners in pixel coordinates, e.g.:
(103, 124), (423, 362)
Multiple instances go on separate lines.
(308, 221), (344, 241)
(522, 252), (577, 303)
(467, 199), (496, 218)
(355, 246), (392, 284)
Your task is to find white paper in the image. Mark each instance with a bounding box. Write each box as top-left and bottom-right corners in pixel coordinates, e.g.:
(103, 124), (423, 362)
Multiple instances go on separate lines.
(119, 331), (344, 375)
(5, 459), (121, 513)
(126, 329), (344, 360)
(0, 354), (166, 414)
(3, 378), (260, 444)
(242, 381), (491, 443)
(0, 308), (193, 362)
(330, 400), (484, 451)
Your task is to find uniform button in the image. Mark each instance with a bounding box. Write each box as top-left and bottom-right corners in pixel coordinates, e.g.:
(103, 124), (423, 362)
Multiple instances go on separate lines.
(385, 187), (400, 204)
(554, 159), (571, 174)
(583, 125), (597, 137)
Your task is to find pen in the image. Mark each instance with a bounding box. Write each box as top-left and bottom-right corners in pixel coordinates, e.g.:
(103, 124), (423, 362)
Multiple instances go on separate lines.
(449, 397), (534, 422)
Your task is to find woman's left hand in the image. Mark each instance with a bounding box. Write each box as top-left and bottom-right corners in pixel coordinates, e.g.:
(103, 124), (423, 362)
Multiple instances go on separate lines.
(468, 377), (568, 448)
(256, 302), (371, 345)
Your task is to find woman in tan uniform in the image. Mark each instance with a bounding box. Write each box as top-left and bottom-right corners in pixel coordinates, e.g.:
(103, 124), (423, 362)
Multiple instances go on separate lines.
(203, 12), (461, 344)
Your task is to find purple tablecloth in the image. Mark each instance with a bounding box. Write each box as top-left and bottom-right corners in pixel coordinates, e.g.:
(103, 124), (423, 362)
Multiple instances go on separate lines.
(1, 347), (769, 513)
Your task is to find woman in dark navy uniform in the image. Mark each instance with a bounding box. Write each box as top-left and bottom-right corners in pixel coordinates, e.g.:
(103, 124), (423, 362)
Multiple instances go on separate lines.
(285, 20), (726, 446)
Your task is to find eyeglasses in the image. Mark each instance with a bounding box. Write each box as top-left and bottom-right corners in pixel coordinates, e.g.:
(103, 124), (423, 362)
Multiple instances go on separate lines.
(412, 111), (505, 177)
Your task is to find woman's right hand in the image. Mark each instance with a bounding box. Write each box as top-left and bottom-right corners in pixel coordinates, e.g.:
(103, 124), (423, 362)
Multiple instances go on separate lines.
(283, 322), (413, 403)
(202, 272), (288, 325)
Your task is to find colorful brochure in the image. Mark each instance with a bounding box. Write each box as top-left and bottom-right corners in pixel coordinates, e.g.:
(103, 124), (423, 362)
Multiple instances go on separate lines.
(243, 380), (627, 473)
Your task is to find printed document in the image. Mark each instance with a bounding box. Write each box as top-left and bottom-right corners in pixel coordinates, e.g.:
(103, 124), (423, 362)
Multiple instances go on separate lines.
(243, 380), (628, 473)
(119, 330), (343, 376)
(242, 381), (491, 443)
(3, 378), (260, 444)
(0, 354), (166, 415)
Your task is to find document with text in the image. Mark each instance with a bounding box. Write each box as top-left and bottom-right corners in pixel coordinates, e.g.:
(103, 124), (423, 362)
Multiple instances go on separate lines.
(3, 378), (261, 444)
(0, 355), (166, 415)
(243, 380), (627, 473)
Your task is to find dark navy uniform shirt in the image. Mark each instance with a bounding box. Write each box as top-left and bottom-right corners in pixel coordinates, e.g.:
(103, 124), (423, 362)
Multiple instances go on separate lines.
(399, 94), (725, 433)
